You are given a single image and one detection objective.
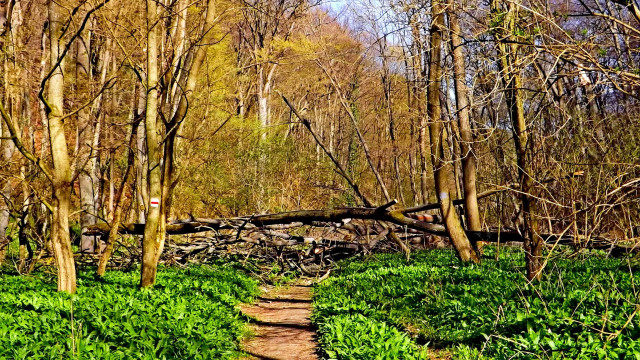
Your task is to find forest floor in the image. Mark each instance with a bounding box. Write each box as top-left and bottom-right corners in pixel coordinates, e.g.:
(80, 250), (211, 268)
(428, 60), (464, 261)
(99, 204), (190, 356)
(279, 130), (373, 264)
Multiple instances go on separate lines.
(239, 282), (319, 360)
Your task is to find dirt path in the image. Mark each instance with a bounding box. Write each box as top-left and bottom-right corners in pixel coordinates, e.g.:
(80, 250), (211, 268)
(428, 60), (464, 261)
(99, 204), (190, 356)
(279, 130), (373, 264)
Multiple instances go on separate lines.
(239, 284), (318, 360)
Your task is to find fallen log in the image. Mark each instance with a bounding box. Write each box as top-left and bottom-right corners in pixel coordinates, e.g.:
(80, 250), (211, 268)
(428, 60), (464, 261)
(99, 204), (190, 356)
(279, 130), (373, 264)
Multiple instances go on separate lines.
(84, 201), (445, 237)
(85, 194), (639, 255)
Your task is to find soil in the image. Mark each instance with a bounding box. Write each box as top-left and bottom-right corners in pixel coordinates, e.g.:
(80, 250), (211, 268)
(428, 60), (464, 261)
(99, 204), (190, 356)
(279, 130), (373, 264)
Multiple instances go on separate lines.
(239, 283), (319, 360)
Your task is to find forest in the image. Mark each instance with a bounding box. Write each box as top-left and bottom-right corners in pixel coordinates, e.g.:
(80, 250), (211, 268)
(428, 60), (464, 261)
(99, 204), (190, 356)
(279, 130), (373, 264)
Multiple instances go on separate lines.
(0, 0), (638, 358)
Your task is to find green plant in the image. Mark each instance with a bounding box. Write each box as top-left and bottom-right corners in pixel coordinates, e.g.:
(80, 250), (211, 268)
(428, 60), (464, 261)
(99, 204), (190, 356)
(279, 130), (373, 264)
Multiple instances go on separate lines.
(313, 248), (640, 359)
(0, 265), (259, 359)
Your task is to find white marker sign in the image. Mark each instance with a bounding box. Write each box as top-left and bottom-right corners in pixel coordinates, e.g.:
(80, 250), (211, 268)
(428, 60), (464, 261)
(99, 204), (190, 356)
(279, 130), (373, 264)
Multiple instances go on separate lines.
(150, 198), (160, 208)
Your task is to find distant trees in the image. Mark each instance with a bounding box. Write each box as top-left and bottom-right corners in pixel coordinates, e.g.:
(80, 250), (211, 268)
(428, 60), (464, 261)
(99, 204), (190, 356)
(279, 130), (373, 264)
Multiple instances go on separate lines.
(234, 0), (313, 137)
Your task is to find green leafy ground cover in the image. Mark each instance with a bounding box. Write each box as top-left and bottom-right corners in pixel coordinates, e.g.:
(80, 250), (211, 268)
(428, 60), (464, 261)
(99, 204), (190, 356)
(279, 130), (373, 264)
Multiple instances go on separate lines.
(313, 248), (640, 359)
(0, 265), (259, 359)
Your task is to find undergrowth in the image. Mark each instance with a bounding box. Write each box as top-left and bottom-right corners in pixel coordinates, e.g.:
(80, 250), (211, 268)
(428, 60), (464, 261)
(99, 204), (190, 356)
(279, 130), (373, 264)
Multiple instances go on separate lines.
(0, 265), (259, 359)
(313, 248), (640, 359)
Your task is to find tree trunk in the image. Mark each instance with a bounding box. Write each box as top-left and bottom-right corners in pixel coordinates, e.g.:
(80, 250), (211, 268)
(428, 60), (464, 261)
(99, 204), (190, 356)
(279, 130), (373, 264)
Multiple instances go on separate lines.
(0, 181), (10, 265)
(410, 19), (430, 205)
(0, 0), (20, 266)
(447, 0), (481, 232)
(136, 83), (148, 224)
(492, 0), (542, 280)
(427, 0), (479, 263)
(141, 0), (162, 288)
(0, 119), (14, 266)
(47, 0), (76, 293)
(141, 0), (216, 287)
(76, 27), (97, 253)
(257, 63), (276, 140)
(97, 93), (139, 276)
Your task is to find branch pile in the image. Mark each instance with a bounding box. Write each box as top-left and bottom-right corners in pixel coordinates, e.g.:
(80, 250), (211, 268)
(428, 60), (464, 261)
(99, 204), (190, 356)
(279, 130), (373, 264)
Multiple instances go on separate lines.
(85, 199), (640, 268)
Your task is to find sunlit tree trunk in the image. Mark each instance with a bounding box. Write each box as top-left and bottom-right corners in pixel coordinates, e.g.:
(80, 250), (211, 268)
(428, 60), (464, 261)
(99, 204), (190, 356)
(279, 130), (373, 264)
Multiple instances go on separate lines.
(447, 0), (481, 233)
(141, 0), (162, 288)
(491, 0), (542, 280)
(135, 83), (148, 224)
(0, 0), (20, 266)
(428, 0), (479, 263)
(0, 122), (13, 266)
(257, 63), (276, 140)
(75, 26), (98, 253)
(47, 0), (76, 293)
(410, 17), (430, 205)
(141, 0), (216, 287)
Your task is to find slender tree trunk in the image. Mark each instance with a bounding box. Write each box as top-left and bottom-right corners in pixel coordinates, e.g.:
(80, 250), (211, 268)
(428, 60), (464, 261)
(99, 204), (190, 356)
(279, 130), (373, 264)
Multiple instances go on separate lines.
(141, 0), (216, 286)
(76, 27), (97, 253)
(141, 0), (162, 288)
(97, 96), (139, 276)
(38, 26), (50, 160)
(447, 0), (481, 232)
(0, 180), (10, 265)
(257, 63), (277, 140)
(380, 38), (406, 205)
(410, 19), (430, 205)
(427, 0), (479, 263)
(258, 66), (269, 134)
(492, 0), (542, 280)
(136, 84), (148, 224)
(0, 117), (14, 266)
(0, 0), (20, 266)
(17, 197), (33, 273)
(45, 0), (76, 293)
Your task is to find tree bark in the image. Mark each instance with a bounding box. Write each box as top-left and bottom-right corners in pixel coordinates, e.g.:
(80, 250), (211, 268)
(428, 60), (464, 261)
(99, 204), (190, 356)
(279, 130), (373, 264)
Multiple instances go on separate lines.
(141, 0), (216, 287)
(491, 0), (542, 280)
(257, 63), (276, 140)
(447, 1), (481, 232)
(135, 83), (148, 224)
(0, 0), (20, 266)
(0, 113), (14, 266)
(75, 26), (97, 253)
(0, 181), (10, 265)
(410, 17), (430, 205)
(427, 0), (479, 263)
(141, 0), (162, 288)
(46, 0), (77, 293)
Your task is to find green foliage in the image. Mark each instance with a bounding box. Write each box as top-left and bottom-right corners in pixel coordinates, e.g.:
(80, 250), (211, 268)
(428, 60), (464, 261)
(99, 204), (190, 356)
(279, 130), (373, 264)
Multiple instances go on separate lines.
(0, 266), (259, 359)
(313, 249), (640, 359)
(316, 313), (427, 360)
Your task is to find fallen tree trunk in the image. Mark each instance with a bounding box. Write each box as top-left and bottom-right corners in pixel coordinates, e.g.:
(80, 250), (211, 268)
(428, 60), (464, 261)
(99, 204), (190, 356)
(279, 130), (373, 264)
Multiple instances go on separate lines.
(85, 198), (638, 256)
(84, 200), (445, 237)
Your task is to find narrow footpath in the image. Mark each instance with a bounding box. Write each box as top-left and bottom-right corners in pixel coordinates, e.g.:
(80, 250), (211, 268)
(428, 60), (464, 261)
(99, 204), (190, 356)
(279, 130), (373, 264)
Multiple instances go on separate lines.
(239, 284), (319, 360)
